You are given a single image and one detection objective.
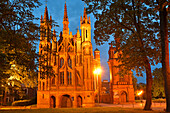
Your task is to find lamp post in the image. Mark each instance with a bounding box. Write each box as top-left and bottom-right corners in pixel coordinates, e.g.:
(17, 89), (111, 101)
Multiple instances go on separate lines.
(93, 68), (101, 105)
(137, 90), (144, 106)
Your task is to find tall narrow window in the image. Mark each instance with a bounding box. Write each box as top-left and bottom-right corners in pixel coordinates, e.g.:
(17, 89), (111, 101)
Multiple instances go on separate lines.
(60, 58), (64, 68)
(67, 71), (72, 85)
(43, 82), (45, 90)
(83, 29), (85, 41)
(60, 72), (64, 85)
(68, 56), (72, 68)
(86, 30), (87, 38)
(52, 77), (55, 85)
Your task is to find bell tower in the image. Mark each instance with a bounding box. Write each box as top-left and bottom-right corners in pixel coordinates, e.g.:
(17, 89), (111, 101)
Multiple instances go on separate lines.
(80, 8), (91, 42)
(39, 6), (52, 79)
(38, 6), (53, 108)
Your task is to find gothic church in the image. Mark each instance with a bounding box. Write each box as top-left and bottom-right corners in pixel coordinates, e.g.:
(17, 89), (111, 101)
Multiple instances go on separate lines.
(108, 43), (135, 104)
(37, 3), (101, 108)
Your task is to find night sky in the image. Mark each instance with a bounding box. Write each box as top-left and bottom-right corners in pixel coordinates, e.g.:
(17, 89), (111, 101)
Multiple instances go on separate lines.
(33, 0), (162, 83)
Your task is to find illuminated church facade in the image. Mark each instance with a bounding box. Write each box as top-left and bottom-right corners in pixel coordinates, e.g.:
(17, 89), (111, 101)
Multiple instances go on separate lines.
(108, 44), (135, 104)
(37, 3), (101, 108)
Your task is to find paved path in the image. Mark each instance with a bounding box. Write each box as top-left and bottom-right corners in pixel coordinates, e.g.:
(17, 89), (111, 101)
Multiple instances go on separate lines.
(98, 103), (166, 111)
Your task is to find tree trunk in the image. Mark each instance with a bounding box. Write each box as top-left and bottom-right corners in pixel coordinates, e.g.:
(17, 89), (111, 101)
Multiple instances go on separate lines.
(160, 3), (170, 112)
(144, 58), (152, 110)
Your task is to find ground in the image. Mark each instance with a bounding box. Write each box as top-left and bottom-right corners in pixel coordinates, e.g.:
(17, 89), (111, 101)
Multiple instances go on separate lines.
(0, 107), (166, 113)
(0, 102), (167, 113)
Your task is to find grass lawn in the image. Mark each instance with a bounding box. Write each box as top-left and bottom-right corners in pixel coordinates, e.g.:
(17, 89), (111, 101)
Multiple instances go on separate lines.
(0, 107), (165, 113)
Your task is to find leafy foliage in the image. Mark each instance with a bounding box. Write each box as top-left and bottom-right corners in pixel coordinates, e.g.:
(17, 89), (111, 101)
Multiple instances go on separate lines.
(152, 68), (165, 98)
(12, 97), (37, 106)
(0, 0), (41, 87)
(82, 0), (164, 110)
(132, 74), (138, 92)
(83, 0), (161, 71)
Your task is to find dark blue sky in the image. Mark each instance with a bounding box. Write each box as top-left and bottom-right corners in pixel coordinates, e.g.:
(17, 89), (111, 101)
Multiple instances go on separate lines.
(33, 0), (162, 83)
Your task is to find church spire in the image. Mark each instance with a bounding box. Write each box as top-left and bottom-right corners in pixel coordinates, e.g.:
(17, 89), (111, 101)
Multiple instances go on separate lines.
(81, 8), (89, 24)
(63, 2), (68, 22)
(44, 6), (49, 21)
(83, 8), (87, 20)
(63, 2), (69, 33)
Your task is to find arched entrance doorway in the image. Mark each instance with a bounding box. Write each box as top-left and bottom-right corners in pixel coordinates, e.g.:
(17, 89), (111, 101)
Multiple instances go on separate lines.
(60, 95), (72, 108)
(120, 91), (127, 103)
(50, 96), (56, 108)
(77, 96), (82, 107)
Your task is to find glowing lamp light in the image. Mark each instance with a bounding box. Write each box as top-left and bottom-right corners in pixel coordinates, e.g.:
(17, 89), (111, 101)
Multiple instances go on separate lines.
(93, 67), (102, 104)
(137, 90), (143, 96)
(93, 68), (102, 75)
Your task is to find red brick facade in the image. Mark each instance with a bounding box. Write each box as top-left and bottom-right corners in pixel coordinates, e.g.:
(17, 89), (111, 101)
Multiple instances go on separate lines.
(108, 44), (135, 104)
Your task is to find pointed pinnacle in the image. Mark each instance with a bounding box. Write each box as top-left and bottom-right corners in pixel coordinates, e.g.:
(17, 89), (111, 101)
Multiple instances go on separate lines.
(44, 6), (49, 21)
(63, 2), (68, 21)
(83, 8), (87, 20)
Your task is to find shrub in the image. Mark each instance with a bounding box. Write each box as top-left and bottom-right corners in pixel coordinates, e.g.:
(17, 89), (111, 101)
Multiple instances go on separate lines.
(12, 99), (31, 106)
(12, 97), (37, 106)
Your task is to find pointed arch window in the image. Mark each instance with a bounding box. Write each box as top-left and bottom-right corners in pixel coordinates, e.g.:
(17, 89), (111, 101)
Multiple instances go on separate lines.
(67, 71), (72, 85)
(52, 77), (55, 85)
(60, 58), (64, 68)
(68, 56), (72, 68)
(60, 72), (64, 85)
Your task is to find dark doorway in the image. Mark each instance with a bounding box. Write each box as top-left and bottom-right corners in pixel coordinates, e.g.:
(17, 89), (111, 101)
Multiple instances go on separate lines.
(120, 91), (127, 103)
(61, 95), (72, 108)
(50, 96), (56, 108)
(77, 96), (82, 107)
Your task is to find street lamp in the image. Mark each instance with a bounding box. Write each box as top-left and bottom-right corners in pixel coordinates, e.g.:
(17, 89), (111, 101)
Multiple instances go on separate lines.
(137, 90), (143, 96)
(137, 90), (144, 106)
(93, 68), (101, 105)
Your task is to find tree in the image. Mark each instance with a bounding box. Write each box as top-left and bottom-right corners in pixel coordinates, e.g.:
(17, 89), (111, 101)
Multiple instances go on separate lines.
(0, 0), (41, 87)
(156, 0), (170, 111)
(132, 74), (138, 92)
(83, 0), (161, 110)
(152, 68), (165, 98)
